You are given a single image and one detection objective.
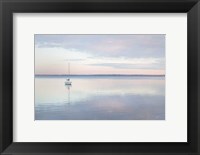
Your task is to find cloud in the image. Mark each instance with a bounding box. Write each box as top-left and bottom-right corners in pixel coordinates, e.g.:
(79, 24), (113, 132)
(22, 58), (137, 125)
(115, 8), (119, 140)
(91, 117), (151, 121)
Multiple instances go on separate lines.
(64, 58), (84, 61)
(89, 62), (164, 70)
(35, 34), (165, 58)
(35, 34), (165, 74)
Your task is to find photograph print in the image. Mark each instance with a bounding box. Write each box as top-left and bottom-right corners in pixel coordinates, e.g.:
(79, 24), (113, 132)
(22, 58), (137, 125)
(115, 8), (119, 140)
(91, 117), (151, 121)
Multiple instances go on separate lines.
(35, 34), (165, 120)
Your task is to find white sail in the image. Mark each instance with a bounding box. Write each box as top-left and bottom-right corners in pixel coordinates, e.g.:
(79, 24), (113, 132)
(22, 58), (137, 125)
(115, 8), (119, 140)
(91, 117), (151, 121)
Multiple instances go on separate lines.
(65, 62), (72, 85)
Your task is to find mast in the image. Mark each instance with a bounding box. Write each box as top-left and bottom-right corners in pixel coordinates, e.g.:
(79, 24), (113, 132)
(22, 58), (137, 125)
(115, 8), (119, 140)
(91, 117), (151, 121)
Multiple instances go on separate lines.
(68, 62), (70, 77)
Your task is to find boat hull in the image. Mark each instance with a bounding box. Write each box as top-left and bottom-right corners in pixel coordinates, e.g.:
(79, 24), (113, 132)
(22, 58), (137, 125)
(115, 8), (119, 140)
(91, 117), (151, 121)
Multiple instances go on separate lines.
(65, 81), (72, 85)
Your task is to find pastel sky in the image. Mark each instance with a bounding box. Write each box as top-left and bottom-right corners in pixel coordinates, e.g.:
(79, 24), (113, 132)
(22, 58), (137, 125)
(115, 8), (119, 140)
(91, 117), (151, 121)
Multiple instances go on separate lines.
(35, 34), (165, 75)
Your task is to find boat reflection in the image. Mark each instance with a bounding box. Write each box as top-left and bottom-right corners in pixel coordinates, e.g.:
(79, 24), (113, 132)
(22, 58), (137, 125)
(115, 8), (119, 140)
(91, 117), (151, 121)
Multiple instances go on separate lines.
(65, 84), (71, 104)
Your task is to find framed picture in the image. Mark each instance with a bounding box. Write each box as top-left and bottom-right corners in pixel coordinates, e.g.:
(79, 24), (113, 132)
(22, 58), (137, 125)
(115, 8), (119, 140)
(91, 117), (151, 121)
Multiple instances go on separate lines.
(34, 34), (166, 121)
(0, 0), (200, 154)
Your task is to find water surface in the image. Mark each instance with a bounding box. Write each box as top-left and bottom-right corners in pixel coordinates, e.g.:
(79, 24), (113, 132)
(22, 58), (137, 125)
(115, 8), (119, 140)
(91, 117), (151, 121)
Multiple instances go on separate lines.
(35, 75), (165, 120)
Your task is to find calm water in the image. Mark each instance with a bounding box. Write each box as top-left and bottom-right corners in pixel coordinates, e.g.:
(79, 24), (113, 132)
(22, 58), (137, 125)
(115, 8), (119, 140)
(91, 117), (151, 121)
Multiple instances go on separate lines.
(35, 75), (165, 120)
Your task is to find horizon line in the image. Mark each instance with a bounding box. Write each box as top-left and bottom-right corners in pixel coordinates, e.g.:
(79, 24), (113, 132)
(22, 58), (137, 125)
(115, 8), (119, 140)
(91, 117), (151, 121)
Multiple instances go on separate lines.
(35, 74), (165, 76)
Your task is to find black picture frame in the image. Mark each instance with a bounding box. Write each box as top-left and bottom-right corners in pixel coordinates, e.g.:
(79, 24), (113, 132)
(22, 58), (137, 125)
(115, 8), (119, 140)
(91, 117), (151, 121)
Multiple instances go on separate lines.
(0, 0), (200, 154)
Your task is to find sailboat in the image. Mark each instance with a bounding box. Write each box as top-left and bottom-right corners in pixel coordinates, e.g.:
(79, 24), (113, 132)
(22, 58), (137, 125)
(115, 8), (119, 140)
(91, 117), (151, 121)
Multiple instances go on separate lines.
(65, 62), (72, 85)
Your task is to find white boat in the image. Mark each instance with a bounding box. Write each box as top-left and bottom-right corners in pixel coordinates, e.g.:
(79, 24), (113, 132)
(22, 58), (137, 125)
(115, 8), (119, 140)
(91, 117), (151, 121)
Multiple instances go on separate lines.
(65, 78), (72, 85)
(65, 63), (72, 85)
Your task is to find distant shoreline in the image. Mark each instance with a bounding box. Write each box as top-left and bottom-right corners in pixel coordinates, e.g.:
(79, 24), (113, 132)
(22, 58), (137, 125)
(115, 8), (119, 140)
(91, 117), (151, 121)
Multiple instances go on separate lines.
(35, 74), (165, 77)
